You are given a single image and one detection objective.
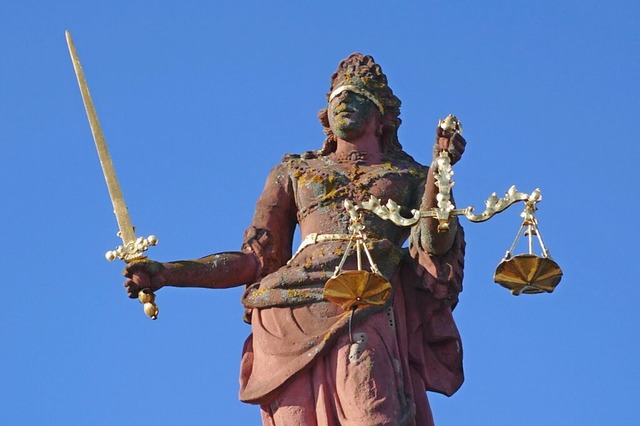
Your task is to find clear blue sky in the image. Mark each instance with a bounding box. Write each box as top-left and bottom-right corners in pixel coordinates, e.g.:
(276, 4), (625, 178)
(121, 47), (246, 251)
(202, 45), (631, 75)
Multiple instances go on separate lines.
(2, 1), (638, 425)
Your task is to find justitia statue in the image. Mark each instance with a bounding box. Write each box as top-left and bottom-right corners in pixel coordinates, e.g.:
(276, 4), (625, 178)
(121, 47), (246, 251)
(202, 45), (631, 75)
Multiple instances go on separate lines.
(126, 53), (467, 425)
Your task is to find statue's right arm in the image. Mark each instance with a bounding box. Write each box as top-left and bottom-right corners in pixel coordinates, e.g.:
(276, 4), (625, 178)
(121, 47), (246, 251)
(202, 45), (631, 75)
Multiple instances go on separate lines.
(123, 252), (260, 297)
(123, 161), (297, 297)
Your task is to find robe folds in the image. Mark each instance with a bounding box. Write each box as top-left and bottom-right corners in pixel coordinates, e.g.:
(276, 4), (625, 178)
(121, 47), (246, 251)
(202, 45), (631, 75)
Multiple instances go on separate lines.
(238, 151), (465, 425)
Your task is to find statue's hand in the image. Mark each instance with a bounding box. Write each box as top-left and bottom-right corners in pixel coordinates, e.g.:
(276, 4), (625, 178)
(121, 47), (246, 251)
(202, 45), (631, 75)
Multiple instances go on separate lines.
(433, 126), (466, 165)
(123, 259), (166, 299)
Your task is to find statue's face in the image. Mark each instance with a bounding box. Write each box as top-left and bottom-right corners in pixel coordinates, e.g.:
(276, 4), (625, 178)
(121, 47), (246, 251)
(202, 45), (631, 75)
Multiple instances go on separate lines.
(328, 90), (377, 141)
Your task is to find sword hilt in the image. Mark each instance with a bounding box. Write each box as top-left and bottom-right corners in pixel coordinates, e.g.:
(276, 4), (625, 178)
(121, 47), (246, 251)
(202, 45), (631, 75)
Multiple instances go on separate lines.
(108, 236), (160, 320)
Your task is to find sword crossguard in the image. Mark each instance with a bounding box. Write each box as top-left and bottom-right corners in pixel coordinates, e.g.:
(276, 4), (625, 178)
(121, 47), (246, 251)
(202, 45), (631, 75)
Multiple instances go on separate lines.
(105, 234), (158, 262)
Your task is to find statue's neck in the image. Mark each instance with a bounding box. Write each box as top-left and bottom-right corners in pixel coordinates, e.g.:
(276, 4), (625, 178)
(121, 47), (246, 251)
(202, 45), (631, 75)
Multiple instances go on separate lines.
(334, 136), (383, 165)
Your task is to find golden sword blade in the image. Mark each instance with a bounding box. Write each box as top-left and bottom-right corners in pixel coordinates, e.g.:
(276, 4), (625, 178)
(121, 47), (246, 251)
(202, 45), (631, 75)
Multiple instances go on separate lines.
(65, 30), (159, 319)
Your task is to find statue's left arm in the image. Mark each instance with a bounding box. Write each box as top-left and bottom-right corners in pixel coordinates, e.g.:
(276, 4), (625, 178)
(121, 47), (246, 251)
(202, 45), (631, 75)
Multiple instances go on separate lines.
(415, 127), (466, 255)
(408, 127), (466, 303)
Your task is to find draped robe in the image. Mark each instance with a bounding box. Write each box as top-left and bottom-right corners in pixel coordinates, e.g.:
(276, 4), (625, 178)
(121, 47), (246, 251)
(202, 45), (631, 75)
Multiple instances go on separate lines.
(238, 151), (465, 425)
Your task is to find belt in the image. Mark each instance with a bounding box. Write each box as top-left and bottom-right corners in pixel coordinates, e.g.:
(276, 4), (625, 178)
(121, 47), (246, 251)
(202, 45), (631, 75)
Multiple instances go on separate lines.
(287, 233), (352, 265)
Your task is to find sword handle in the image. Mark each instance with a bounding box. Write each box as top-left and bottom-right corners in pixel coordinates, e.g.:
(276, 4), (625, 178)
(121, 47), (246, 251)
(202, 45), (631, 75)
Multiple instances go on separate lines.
(123, 254), (160, 320)
(138, 288), (159, 320)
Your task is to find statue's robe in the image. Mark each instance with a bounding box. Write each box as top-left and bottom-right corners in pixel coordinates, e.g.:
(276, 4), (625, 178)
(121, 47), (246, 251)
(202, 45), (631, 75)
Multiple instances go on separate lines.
(239, 152), (465, 425)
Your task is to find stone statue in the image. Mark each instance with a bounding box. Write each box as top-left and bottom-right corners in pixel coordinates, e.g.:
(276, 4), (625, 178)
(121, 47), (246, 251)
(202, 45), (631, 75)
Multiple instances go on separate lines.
(125, 53), (467, 425)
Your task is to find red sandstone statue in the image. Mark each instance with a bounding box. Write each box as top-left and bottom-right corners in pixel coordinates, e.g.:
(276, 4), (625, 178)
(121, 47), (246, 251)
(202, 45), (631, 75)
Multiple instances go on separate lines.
(125, 53), (467, 425)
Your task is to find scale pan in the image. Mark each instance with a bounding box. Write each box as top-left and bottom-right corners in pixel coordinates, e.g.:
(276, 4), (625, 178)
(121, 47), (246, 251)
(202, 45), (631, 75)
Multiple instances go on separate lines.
(494, 254), (563, 295)
(324, 270), (391, 311)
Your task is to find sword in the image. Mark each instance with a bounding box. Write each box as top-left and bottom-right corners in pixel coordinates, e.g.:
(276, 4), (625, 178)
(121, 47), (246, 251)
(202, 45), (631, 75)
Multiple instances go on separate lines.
(65, 31), (159, 320)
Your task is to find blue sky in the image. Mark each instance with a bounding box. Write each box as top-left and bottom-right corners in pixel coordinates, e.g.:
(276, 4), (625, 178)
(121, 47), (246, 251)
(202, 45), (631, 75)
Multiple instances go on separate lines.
(2, 1), (639, 425)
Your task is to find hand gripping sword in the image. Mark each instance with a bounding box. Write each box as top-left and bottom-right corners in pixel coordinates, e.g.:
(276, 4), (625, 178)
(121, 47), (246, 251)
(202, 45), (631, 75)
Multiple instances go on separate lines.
(65, 31), (159, 320)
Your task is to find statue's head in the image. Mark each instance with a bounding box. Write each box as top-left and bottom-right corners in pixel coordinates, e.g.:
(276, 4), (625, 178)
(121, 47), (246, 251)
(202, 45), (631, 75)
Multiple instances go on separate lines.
(318, 53), (403, 155)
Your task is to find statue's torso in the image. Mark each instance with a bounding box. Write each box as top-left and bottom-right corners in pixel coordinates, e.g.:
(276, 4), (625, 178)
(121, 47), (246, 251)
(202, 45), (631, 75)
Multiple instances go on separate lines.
(288, 153), (428, 247)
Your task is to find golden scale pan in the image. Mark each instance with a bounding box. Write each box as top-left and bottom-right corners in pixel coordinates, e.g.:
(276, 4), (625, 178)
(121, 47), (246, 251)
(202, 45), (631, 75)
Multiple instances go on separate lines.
(494, 255), (562, 295)
(493, 219), (562, 296)
(322, 222), (392, 341)
(323, 220), (392, 311)
(324, 270), (391, 311)
(493, 207), (563, 295)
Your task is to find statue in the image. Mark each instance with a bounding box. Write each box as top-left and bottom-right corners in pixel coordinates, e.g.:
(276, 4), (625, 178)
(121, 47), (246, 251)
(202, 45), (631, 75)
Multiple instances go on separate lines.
(125, 53), (467, 425)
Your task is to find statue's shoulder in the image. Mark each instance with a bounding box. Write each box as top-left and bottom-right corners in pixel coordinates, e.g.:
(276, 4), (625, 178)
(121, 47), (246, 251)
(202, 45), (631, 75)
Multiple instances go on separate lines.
(279, 153), (303, 171)
(281, 149), (323, 163)
(279, 150), (324, 170)
(272, 153), (308, 181)
(281, 152), (301, 163)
